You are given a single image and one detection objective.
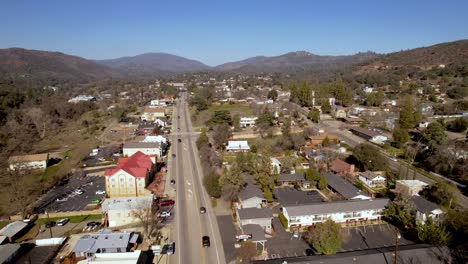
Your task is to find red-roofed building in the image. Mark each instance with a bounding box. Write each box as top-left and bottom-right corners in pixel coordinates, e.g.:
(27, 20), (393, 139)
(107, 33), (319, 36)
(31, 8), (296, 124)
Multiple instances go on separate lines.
(104, 151), (157, 197)
(330, 159), (355, 177)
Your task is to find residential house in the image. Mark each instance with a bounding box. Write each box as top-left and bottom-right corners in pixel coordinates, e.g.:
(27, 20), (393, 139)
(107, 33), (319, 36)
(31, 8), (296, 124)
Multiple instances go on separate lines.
(330, 159), (355, 176)
(104, 151), (156, 198)
(8, 153), (49, 171)
(226, 141), (250, 152)
(282, 198), (389, 228)
(240, 117), (258, 127)
(350, 127), (388, 144)
(68, 95), (97, 103)
(141, 108), (165, 122)
(101, 196), (153, 227)
(309, 134), (340, 147)
(395, 180), (428, 196)
(358, 171), (386, 188)
(333, 107), (347, 119)
(123, 142), (162, 157)
(141, 135), (168, 144)
(236, 208), (273, 233)
(136, 123), (158, 136)
(363, 86), (374, 94)
(277, 173), (305, 186)
(73, 229), (139, 258)
(0, 221), (29, 243)
(343, 117), (365, 124)
(410, 195), (444, 224)
(323, 173), (370, 200)
(328, 145), (346, 154)
(238, 184), (264, 209)
(154, 117), (169, 128)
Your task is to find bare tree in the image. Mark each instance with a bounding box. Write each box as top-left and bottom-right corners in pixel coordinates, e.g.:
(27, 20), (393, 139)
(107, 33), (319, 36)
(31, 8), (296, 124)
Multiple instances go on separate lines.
(24, 107), (51, 139)
(130, 197), (162, 244)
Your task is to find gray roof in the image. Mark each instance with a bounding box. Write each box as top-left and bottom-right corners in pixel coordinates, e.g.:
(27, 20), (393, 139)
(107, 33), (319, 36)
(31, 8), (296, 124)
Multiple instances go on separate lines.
(277, 173), (305, 183)
(410, 195), (440, 214)
(241, 224), (266, 242)
(0, 221), (28, 238)
(239, 184), (264, 201)
(284, 198), (389, 217)
(123, 141), (161, 149)
(350, 127), (380, 137)
(0, 244), (21, 263)
(237, 208), (273, 220)
(101, 196), (153, 212)
(324, 173), (363, 199)
(73, 229), (138, 254)
(359, 171), (380, 180)
(273, 188), (323, 206)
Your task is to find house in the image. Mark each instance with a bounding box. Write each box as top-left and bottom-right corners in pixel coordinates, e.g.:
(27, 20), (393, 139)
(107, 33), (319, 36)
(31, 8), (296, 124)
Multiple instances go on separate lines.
(8, 153), (49, 171)
(68, 95), (97, 103)
(238, 224), (267, 247)
(0, 221), (29, 243)
(236, 208), (273, 233)
(123, 142), (162, 157)
(277, 173), (305, 186)
(238, 184), (264, 209)
(363, 86), (374, 94)
(226, 141), (250, 152)
(343, 117), (365, 124)
(330, 159), (355, 176)
(101, 196), (153, 227)
(104, 152), (156, 198)
(395, 180), (428, 196)
(358, 171), (386, 188)
(282, 198), (389, 228)
(323, 173), (370, 200)
(333, 107), (347, 119)
(350, 127), (388, 144)
(141, 108), (165, 122)
(328, 145), (347, 154)
(154, 117), (169, 128)
(410, 195), (444, 224)
(77, 250), (145, 264)
(240, 117), (258, 127)
(309, 134), (340, 146)
(73, 229), (139, 258)
(270, 157), (281, 174)
(136, 122), (158, 136)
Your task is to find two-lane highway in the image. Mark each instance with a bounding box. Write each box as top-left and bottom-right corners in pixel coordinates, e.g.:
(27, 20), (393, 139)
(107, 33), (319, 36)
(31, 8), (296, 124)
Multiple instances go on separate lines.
(170, 93), (226, 264)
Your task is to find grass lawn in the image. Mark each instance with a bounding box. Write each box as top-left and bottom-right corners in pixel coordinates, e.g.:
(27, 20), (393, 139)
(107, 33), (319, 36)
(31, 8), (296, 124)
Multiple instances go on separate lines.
(0, 221), (10, 229)
(42, 162), (61, 180)
(35, 214), (103, 225)
(193, 104), (253, 127)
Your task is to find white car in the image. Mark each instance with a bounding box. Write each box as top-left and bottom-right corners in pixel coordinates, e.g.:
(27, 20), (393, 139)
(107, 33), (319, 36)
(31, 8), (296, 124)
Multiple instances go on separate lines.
(56, 197), (68, 202)
(56, 218), (69, 226)
(158, 211), (171, 218)
(96, 190), (106, 195)
(74, 189), (84, 195)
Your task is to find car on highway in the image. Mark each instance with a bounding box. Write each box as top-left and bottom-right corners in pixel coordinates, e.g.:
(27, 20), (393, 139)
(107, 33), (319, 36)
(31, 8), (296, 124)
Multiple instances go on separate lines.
(178, 139), (181, 142)
(199, 207), (206, 214)
(170, 179), (176, 185)
(56, 218), (69, 226)
(202, 236), (210, 247)
(158, 211), (171, 218)
(172, 153), (176, 157)
(159, 200), (175, 207)
(167, 242), (175, 255)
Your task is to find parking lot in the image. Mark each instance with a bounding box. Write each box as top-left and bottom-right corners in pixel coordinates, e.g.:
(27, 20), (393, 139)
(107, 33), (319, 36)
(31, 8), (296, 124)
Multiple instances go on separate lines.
(34, 175), (106, 213)
(81, 144), (122, 167)
(339, 223), (413, 252)
(266, 218), (310, 259)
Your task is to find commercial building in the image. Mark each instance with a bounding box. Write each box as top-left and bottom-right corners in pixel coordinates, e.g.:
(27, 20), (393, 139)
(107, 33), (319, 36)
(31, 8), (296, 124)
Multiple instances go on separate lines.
(101, 196), (153, 227)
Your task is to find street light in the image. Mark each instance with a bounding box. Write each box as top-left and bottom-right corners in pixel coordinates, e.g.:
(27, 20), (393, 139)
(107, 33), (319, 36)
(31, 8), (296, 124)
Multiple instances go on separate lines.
(393, 232), (401, 264)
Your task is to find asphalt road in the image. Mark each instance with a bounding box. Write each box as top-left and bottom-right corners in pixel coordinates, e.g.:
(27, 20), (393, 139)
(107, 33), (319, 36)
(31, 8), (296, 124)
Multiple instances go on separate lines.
(170, 93), (226, 264)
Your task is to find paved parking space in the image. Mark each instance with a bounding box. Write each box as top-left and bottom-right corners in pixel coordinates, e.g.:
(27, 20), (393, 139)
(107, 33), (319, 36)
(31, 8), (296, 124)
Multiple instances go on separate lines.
(266, 218), (310, 259)
(339, 223), (414, 252)
(217, 215), (237, 263)
(34, 175), (106, 213)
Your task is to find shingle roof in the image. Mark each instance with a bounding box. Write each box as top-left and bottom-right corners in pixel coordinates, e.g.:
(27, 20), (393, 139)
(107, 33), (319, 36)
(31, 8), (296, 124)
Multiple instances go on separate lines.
(330, 159), (351, 173)
(104, 151), (153, 178)
(410, 195), (440, 214)
(350, 127), (380, 137)
(0, 244), (21, 263)
(239, 184), (264, 201)
(241, 224), (266, 242)
(324, 173), (362, 199)
(277, 173), (305, 182)
(359, 171), (380, 180)
(0, 221), (28, 238)
(237, 208), (273, 220)
(284, 198), (389, 217)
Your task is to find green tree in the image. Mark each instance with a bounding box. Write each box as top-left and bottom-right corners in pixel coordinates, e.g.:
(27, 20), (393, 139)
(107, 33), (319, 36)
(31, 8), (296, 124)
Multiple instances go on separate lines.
(422, 122), (448, 150)
(212, 124), (232, 150)
(304, 168), (320, 183)
(203, 172), (222, 198)
(420, 182), (456, 208)
(237, 241), (257, 262)
(219, 163), (246, 201)
(398, 95), (416, 129)
(232, 114), (241, 131)
(208, 110), (232, 126)
(308, 109), (320, 123)
(417, 217), (450, 246)
(267, 89), (279, 102)
(352, 143), (386, 171)
(307, 219), (342, 255)
(253, 155), (278, 189)
(317, 176), (327, 190)
(263, 187), (273, 202)
(196, 130), (209, 149)
(392, 127), (410, 148)
(383, 201), (415, 229)
(447, 117), (468, 132)
(320, 99), (331, 113)
(256, 109), (275, 136)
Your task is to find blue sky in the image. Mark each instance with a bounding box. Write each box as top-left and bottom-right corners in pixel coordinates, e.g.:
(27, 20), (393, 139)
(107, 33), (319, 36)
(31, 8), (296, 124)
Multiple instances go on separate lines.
(2, 0), (467, 66)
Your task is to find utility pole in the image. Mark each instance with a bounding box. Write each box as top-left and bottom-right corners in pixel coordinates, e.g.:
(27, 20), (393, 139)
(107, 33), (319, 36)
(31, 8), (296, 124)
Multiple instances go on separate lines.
(46, 210), (53, 238)
(393, 231), (401, 264)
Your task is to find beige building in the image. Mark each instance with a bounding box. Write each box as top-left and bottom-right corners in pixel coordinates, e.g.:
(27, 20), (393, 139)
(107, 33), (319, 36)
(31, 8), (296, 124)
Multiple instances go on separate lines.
(8, 153), (49, 171)
(141, 107), (165, 122)
(396, 180), (429, 196)
(104, 152), (156, 198)
(101, 196), (153, 227)
(123, 141), (162, 157)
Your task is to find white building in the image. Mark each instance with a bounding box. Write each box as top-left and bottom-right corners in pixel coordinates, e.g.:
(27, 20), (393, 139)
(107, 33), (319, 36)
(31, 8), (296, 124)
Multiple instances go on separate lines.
(363, 87), (374, 94)
(270, 157), (281, 174)
(410, 195), (444, 224)
(282, 199), (389, 228)
(238, 184), (264, 209)
(240, 117), (257, 128)
(68, 95), (97, 103)
(123, 142), (162, 157)
(101, 196), (153, 227)
(77, 250), (144, 264)
(358, 171), (387, 188)
(141, 135), (167, 145)
(226, 141), (250, 152)
(237, 208), (273, 233)
(8, 153), (49, 171)
(396, 180), (428, 196)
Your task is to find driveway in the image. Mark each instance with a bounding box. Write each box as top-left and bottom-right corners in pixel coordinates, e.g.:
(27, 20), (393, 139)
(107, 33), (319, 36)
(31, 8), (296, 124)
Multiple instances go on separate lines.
(266, 218), (310, 260)
(217, 215), (237, 263)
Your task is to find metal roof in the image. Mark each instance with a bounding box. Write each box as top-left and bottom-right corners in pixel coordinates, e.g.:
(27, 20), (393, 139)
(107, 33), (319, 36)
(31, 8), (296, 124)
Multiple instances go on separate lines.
(0, 221), (28, 238)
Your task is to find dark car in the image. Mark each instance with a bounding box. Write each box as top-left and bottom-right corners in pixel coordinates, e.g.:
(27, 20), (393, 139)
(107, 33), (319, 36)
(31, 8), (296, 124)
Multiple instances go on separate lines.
(177, 116), (180, 119)
(87, 221), (101, 227)
(167, 242), (175, 255)
(305, 248), (314, 256)
(172, 153), (176, 157)
(178, 139), (181, 142)
(202, 236), (210, 247)
(199, 207), (206, 214)
(159, 200), (175, 207)
(307, 191), (316, 195)
(45, 221), (55, 228)
(170, 179), (176, 185)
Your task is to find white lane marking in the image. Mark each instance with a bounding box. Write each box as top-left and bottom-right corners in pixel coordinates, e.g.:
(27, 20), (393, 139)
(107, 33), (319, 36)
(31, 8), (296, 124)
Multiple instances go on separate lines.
(186, 180), (191, 186)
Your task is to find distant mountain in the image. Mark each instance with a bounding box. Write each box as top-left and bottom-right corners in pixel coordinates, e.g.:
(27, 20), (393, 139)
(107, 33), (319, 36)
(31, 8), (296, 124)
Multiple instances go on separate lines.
(0, 48), (119, 80)
(95, 53), (211, 75)
(214, 51), (379, 72)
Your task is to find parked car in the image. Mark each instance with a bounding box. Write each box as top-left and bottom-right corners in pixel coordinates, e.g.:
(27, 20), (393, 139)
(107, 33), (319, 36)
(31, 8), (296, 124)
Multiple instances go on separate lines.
(158, 211), (171, 218)
(167, 242), (175, 255)
(87, 221), (101, 227)
(56, 197), (68, 202)
(199, 207), (206, 214)
(90, 199), (101, 204)
(74, 189), (84, 195)
(159, 200), (175, 207)
(202, 236), (210, 247)
(305, 248), (314, 256)
(45, 221), (55, 228)
(56, 218), (69, 226)
(293, 230), (300, 238)
(96, 190), (106, 195)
